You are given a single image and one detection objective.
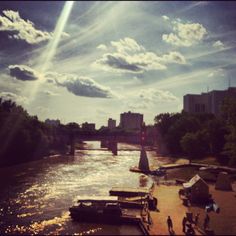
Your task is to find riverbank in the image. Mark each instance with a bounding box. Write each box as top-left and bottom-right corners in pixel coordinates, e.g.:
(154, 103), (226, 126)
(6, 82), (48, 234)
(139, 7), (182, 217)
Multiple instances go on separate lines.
(148, 181), (236, 235)
(145, 152), (236, 235)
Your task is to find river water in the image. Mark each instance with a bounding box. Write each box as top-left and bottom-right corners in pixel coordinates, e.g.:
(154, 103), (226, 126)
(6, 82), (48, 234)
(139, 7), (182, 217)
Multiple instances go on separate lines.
(0, 142), (161, 235)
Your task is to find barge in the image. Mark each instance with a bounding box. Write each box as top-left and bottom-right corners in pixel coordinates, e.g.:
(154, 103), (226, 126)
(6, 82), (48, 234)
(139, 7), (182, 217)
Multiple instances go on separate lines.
(69, 196), (146, 225)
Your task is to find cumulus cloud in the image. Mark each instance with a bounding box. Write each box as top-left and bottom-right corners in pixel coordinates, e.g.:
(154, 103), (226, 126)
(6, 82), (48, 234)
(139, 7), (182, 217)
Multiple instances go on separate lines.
(126, 88), (179, 110)
(162, 20), (207, 47)
(57, 75), (113, 98)
(45, 72), (114, 98)
(213, 40), (224, 49)
(0, 91), (28, 104)
(161, 51), (186, 64)
(8, 64), (42, 81)
(162, 15), (169, 21)
(8, 65), (113, 98)
(97, 44), (107, 50)
(0, 10), (52, 44)
(110, 37), (145, 54)
(139, 88), (179, 102)
(95, 37), (186, 73)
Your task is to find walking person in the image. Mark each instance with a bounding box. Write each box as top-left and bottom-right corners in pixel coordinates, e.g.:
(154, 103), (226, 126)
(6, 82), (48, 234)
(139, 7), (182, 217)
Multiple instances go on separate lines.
(167, 216), (173, 232)
(194, 213), (200, 226)
(182, 216), (187, 233)
(203, 214), (210, 231)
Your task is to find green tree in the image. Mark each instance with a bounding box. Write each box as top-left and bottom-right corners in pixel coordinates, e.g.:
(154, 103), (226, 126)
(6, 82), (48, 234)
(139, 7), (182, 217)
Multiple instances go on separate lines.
(180, 130), (209, 162)
(221, 97), (236, 165)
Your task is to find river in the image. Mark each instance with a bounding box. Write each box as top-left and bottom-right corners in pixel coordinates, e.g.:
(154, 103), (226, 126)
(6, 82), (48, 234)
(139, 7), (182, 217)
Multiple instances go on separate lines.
(0, 141), (161, 235)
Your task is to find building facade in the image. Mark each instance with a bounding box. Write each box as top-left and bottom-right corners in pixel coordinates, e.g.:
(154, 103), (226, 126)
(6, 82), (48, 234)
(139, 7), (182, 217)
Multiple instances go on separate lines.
(108, 118), (116, 130)
(119, 111), (143, 130)
(183, 87), (236, 115)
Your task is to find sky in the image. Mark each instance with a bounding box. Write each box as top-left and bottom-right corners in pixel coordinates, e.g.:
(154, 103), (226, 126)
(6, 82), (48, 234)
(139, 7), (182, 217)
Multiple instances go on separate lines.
(0, 1), (236, 128)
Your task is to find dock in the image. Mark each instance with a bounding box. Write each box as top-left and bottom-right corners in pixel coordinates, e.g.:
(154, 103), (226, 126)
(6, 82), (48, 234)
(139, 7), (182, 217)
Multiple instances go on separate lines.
(70, 193), (151, 235)
(159, 163), (236, 174)
(109, 187), (150, 197)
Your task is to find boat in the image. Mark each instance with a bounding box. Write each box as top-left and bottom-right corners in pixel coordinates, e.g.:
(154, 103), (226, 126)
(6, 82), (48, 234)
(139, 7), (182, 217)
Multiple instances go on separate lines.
(69, 196), (143, 224)
(70, 196), (122, 223)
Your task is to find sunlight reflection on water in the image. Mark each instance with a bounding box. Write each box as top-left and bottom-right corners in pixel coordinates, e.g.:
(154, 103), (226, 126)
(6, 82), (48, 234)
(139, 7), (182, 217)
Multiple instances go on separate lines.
(0, 142), (157, 235)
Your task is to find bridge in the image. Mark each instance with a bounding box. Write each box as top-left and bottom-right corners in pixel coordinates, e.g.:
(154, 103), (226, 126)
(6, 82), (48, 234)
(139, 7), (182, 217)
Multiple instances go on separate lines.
(68, 132), (146, 156)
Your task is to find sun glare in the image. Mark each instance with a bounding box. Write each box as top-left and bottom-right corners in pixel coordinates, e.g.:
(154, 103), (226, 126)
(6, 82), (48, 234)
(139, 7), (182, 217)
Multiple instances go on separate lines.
(28, 1), (74, 102)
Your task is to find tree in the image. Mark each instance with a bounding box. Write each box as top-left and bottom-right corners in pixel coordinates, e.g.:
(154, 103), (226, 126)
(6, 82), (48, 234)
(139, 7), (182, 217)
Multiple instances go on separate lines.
(221, 97), (236, 166)
(180, 130), (209, 162)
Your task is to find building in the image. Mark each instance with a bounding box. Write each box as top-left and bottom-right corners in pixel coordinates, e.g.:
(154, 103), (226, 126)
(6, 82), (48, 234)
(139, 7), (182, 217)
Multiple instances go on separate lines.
(119, 111), (143, 130)
(184, 87), (236, 115)
(108, 118), (116, 130)
(183, 174), (209, 203)
(82, 122), (96, 131)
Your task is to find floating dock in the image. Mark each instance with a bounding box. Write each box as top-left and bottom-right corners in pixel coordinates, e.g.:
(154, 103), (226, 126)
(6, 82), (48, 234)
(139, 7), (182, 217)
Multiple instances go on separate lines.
(69, 195), (150, 235)
(110, 187), (150, 197)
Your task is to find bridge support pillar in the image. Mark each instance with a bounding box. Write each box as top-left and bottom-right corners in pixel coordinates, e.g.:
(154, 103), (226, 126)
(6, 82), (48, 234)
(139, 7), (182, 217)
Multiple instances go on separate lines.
(69, 133), (75, 156)
(101, 140), (108, 148)
(108, 141), (118, 155)
(70, 141), (75, 155)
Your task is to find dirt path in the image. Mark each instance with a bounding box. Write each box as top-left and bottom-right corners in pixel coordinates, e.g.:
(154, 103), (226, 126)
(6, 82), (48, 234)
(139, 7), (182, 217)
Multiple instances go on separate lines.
(149, 184), (201, 235)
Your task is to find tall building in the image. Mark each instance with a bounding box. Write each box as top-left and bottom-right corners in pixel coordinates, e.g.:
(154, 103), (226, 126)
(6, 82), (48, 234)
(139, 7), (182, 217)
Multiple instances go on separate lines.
(82, 122), (96, 131)
(120, 111), (143, 130)
(183, 87), (236, 115)
(108, 118), (116, 130)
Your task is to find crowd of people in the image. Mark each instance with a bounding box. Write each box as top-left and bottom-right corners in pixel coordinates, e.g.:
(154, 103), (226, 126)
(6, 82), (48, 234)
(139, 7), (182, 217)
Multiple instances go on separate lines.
(166, 213), (211, 235)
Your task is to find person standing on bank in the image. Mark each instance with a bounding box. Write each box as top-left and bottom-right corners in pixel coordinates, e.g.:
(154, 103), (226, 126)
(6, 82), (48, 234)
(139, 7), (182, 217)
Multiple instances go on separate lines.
(167, 216), (173, 232)
(204, 214), (210, 230)
(182, 216), (187, 233)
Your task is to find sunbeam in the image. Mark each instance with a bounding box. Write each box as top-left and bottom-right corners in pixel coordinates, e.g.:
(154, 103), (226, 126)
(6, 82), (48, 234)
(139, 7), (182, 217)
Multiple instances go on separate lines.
(28, 1), (74, 102)
(40, 1), (74, 73)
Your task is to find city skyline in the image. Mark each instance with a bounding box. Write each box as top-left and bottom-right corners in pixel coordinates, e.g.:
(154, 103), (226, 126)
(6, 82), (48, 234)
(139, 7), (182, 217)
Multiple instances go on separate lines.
(0, 1), (236, 127)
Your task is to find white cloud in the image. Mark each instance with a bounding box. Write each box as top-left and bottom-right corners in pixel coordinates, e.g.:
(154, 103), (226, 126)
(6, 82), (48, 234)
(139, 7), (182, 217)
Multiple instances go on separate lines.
(0, 91), (28, 104)
(161, 51), (186, 64)
(111, 37), (145, 54)
(139, 88), (179, 102)
(162, 21), (207, 47)
(125, 88), (179, 110)
(8, 64), (114, 98)
(162, 15), (169, 21)
(212, 40), (224, 49)
(0, 10), (52, 44)
(207, 68), (225, 78)
(43, 90), (59, 96)
(45, 72), (114, 98)
(95, 37), (186, 73)
(97, 44), (107, 50)
(8, 64), (43, 81)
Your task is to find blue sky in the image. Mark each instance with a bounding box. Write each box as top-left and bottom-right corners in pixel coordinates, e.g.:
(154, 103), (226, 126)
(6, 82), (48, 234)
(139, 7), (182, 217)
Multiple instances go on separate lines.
(0, 1), (236, 127)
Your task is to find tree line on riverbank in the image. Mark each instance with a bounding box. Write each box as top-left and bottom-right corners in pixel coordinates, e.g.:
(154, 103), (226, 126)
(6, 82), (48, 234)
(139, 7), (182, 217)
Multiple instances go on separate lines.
(0, 99), (69, 167)
(154, 97), (236, 166)
(0, 98), (141, 167)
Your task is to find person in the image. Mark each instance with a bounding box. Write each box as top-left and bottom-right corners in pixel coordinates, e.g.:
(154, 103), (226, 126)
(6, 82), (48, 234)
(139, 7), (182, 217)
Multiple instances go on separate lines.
(203, 214), (210, 231)
(167, 216), (173, 232)
(194, 213), (200, 226)
(182, 216), (187, 233)
(186, 223), (195, 235)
